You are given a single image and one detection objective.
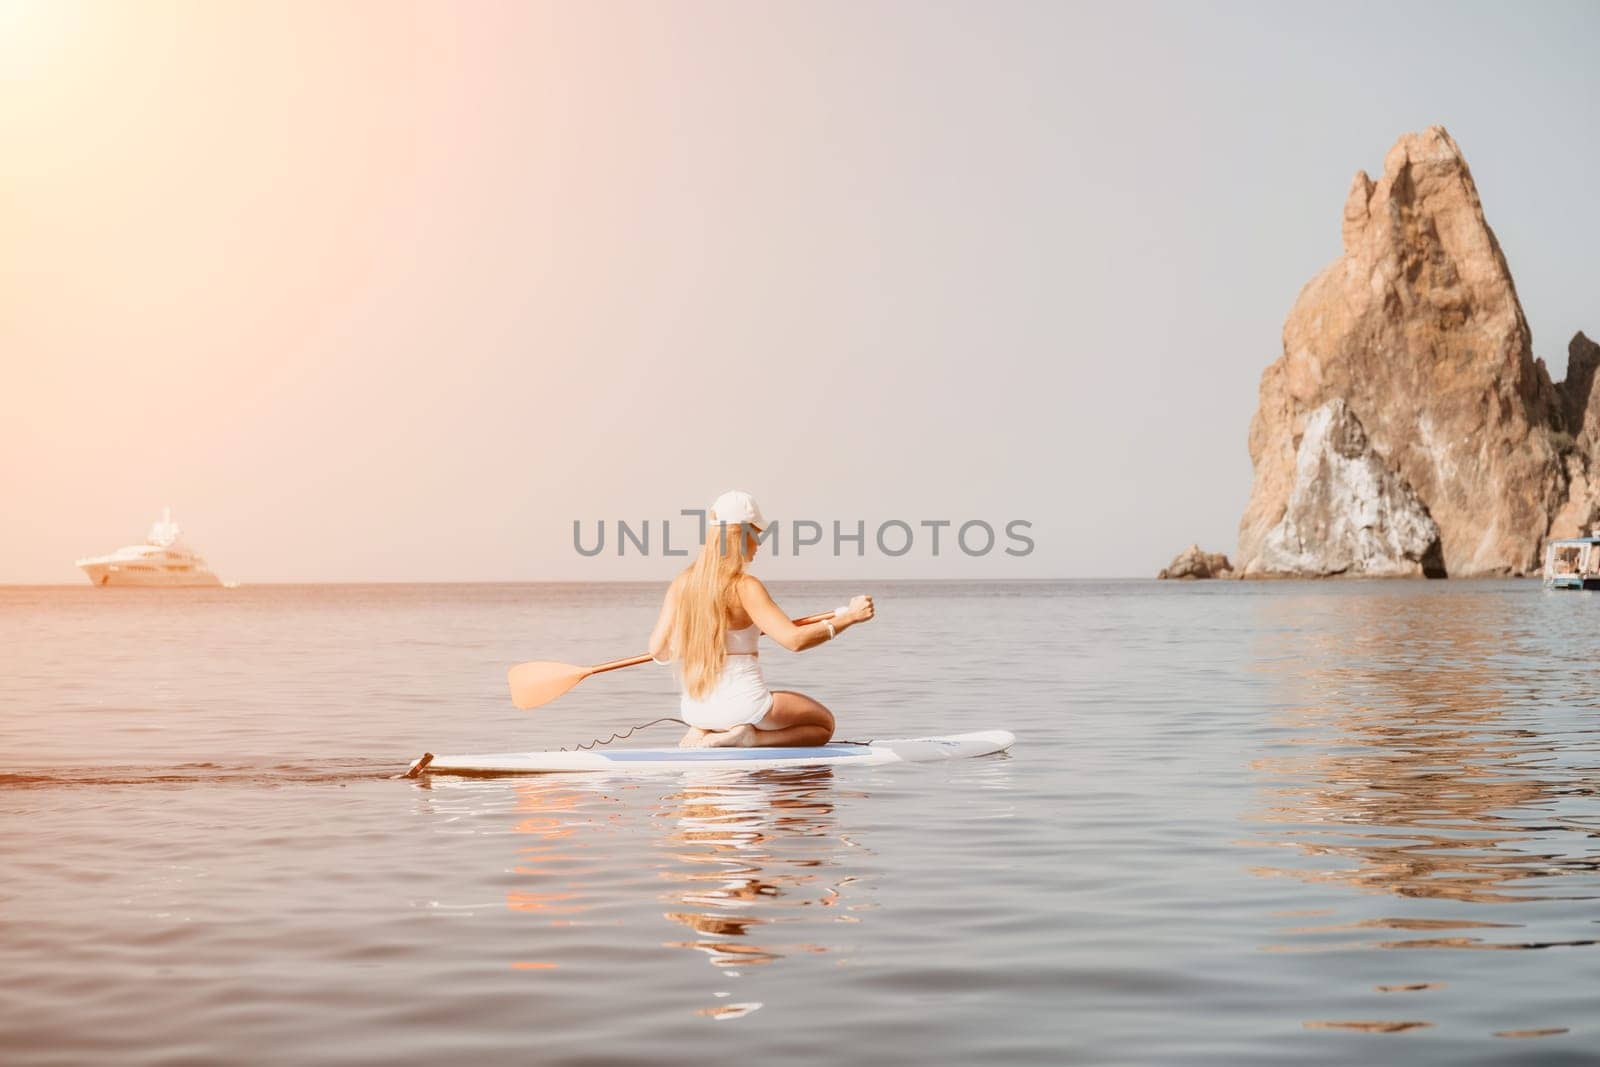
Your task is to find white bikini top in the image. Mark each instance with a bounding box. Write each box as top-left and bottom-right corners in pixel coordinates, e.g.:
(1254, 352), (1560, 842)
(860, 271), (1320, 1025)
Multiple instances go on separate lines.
(726, 621), (761, 655)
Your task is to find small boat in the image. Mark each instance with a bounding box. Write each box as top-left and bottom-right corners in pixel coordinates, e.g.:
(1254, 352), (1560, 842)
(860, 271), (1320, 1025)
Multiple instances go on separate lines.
(1542, 537), (1600, 590)
(76, 508), (225, 587)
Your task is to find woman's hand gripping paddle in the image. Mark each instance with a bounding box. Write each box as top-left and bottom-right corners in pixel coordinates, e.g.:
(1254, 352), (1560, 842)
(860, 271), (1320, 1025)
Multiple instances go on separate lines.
(507, 611), (835, 709)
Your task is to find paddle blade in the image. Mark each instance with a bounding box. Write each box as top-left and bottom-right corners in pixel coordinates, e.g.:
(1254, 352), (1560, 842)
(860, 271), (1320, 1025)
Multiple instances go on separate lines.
(508, 660), (589, 710)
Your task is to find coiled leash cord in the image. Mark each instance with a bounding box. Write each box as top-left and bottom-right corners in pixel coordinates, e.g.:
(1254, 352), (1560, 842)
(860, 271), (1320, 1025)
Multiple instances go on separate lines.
(559, 718), (689, 752)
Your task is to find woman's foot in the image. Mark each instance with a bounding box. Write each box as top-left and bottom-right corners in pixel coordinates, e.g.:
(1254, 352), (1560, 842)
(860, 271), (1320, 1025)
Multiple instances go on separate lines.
(701, 724), (757, 748)
(678, 728), (710, 748)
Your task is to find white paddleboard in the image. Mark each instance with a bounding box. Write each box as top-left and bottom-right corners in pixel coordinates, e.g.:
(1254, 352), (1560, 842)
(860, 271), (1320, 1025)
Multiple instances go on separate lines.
(406, 730), (1014, 777)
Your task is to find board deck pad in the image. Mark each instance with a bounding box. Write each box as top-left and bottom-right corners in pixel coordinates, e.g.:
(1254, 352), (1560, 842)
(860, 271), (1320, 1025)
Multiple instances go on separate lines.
(407, 730), (1014, 776)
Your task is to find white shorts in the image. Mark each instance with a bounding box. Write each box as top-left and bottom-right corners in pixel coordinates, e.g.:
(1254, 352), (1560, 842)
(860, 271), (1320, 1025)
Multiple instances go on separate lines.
(680, 656), (775, 731)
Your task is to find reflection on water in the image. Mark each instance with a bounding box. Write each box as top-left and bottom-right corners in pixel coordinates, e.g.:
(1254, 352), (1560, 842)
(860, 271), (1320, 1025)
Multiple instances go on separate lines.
(1247, 587), (1600, 1038)
(464, 767), (875, 1018)
(1250, 590), (1600, 908)
(653, 768), (868, 982)
(1303, 1019), (1432, 1033)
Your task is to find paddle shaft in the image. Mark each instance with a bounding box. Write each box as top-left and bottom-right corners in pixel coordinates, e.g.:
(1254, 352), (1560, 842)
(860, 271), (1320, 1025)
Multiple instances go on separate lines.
(585, 611), (837, 677)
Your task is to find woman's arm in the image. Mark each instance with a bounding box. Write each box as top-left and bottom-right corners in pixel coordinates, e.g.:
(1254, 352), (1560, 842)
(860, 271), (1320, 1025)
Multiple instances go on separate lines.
(738, 575), (873, 652)
(648, 574), (683, 662)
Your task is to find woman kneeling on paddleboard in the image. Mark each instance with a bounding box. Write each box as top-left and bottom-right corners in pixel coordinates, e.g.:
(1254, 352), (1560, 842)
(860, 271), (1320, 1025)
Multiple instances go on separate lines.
(648, 490), (874, 749)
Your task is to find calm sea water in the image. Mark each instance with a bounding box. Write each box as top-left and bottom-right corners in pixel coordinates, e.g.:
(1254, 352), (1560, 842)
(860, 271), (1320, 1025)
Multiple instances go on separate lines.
(3, 580), (1598, 1064)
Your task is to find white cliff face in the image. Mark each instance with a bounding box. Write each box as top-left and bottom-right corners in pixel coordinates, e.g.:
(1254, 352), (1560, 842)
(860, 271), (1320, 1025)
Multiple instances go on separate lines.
(1253, 400), (1443, 578)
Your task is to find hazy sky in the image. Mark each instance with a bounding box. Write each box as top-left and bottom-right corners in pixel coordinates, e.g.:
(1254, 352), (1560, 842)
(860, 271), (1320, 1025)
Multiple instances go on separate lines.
(2, 0), (1596, 582)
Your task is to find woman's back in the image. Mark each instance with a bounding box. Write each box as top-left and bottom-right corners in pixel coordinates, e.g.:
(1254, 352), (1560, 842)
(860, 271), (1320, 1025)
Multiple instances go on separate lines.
(725, 616), (760, 654)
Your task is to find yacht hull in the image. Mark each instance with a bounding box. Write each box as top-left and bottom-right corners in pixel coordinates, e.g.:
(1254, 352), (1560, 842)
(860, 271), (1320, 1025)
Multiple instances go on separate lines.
(78, 562), (223, 587)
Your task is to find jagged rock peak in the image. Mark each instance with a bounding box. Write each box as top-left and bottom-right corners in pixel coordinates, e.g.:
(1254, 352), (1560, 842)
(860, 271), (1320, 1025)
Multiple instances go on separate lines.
(1237, 126), (1563, 578)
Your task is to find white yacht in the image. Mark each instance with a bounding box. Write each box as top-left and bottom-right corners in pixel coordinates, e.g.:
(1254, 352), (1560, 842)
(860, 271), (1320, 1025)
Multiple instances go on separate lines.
(76, 509), (225, 587)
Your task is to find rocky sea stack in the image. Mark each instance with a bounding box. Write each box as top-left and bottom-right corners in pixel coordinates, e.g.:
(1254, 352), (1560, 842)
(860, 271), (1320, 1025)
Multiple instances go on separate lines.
(1235, 125), (1596, 578)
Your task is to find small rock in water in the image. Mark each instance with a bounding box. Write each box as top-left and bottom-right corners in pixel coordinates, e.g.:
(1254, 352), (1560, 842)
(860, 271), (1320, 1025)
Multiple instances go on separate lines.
(1158, 544), (1234, 580)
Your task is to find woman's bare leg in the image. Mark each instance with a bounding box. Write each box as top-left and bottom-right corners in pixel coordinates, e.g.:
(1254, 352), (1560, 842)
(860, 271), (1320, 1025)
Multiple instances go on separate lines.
(698, 690), (835, 748)
(761, 690), (835, 745)
(696, 692), (836, 748)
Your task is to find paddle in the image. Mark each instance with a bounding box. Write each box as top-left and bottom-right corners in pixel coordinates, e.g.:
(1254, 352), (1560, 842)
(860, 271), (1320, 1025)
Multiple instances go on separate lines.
(507, 611), (836, 709)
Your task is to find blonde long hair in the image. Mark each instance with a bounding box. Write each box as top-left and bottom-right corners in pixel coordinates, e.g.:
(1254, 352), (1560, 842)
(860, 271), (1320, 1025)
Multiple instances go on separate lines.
(672, 523), (756, 699)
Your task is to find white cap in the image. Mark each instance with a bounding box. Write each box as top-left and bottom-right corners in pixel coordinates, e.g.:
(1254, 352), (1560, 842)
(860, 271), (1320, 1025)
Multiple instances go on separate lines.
(707, 489), (766, 529)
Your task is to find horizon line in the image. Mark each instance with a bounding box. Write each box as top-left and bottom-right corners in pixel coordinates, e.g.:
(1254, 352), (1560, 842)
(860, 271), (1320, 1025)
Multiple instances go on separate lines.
(0, 575), (1129, 588)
